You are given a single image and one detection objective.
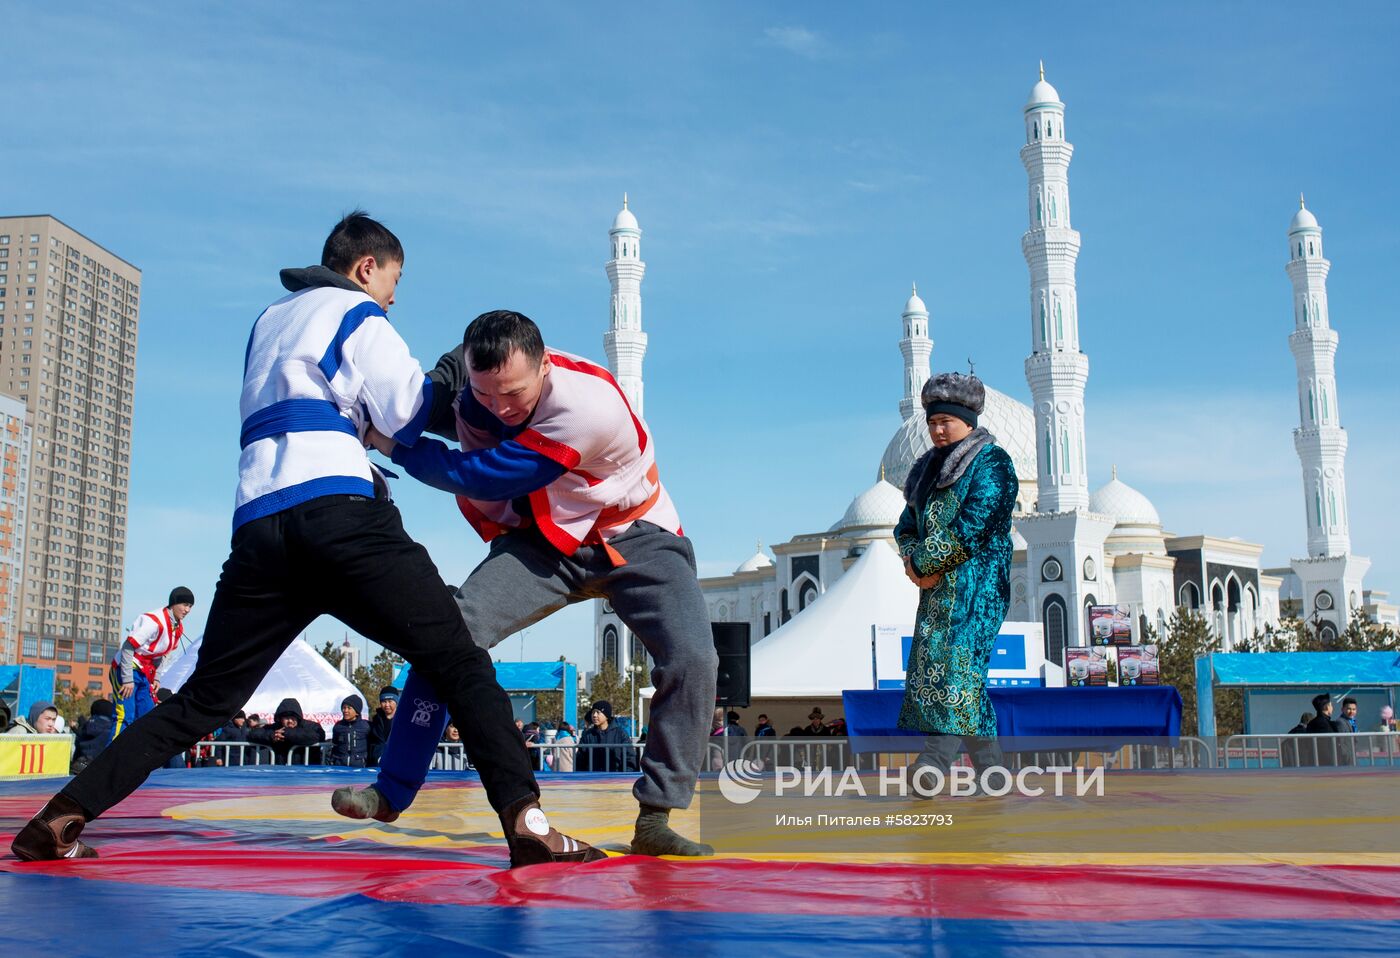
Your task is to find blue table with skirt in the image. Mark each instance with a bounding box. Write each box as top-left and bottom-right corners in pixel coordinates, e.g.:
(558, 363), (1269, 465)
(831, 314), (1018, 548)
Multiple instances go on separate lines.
(842, 687), (1182, 754)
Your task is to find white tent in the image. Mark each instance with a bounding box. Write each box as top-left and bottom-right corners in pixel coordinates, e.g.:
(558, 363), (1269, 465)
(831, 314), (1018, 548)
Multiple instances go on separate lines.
(162, 636), (363, 731)
(748, 539), (918, 697)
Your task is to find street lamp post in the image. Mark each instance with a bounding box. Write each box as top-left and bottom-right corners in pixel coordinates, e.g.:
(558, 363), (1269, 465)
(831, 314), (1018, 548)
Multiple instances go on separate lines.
(630, 661), (645, 740)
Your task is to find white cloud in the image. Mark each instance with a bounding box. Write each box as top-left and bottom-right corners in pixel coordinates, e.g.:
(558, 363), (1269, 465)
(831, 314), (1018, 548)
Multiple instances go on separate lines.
(764, 26), (830, 60)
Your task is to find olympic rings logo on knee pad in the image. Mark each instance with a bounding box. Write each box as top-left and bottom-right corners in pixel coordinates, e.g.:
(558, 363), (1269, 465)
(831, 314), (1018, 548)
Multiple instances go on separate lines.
(410, 699), (440, 727)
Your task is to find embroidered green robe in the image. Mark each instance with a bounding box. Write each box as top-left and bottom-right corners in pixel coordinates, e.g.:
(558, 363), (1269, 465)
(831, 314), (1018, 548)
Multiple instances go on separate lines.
(895, 443), (1018, 737)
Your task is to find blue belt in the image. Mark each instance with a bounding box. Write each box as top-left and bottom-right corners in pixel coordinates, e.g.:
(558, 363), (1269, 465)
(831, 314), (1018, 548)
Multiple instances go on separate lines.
(240, 398), (357, 449)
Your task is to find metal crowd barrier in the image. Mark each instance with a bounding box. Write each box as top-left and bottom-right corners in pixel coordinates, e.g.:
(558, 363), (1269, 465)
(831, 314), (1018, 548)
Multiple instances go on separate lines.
(1222, 731), (1400, 770)
(735, 737), (853, 771)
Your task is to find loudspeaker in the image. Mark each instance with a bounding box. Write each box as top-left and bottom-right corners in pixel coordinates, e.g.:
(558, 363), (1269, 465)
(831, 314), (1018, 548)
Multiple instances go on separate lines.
(712, 622), (751, 708)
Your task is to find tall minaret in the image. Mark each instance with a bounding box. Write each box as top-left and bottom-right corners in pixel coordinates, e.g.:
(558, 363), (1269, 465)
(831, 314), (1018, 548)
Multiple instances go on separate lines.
(1287, 196), (1351, 556)
(604, 194), (647, 414)
(1014, 65), (1116, 661)
(1286, 196), (1368, 633)
(1021, 63), (1089, 512)
(898, 283), (932, 421)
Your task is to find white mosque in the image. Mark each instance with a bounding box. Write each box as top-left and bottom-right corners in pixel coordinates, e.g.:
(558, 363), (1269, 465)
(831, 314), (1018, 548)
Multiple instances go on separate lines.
(593, 67), (1397, 680)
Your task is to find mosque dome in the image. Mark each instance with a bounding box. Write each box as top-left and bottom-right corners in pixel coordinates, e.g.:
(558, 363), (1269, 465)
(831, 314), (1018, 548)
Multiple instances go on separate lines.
(879, 385), (1037, 490)
(830, 479), (906, 534)
(904, 284), (927, 315)
(1089, 471), (1161, 527)
(1290, 203), (1318, 232)
(1026, 79), (1060, 107)
(735, 547), (774, 574)
(612, 195), (639, 232)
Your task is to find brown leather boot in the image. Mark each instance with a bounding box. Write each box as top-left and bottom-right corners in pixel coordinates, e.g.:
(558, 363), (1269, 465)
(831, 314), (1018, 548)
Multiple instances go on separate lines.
(499, 795), (607, 868)
(11, 794), (98, 861)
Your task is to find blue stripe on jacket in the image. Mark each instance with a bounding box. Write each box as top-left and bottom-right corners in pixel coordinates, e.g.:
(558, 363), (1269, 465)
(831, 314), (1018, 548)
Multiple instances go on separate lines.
(317, 301), (387, 382)
(240, 398), (358, 449)
(389, 436), (565, 501)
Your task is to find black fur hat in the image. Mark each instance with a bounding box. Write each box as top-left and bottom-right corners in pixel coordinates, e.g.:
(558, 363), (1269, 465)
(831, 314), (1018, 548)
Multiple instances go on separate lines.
(921, 372), (985, 426)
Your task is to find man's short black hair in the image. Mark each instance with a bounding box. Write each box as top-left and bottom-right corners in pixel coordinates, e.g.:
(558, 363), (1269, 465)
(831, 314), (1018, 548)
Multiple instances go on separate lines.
(1342, 696), (1358, 707)
(463, 310), (546, 372)
(1312, 693), (1332, 713)
(321, 209), (404, 274)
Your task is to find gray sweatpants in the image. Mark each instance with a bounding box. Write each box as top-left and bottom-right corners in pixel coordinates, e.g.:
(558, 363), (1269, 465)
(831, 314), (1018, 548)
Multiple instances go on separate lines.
(453, 521), (718, 810)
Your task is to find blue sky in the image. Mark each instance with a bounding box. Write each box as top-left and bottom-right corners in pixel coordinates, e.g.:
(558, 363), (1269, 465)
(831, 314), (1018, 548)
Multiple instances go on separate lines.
(5, 3), (1397, 667)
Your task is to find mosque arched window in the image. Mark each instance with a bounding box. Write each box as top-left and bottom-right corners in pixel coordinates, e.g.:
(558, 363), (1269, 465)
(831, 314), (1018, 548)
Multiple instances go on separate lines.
(1033, 121), (1039, 140)
(1044, 429), (1054, 474)
(1046, 120), (1053, 138)
(1042, 594), (1067, 667)
(1060, 430), (1071, 473)
(1315, 490), (1323, 526)
(1036, 194), (1043, 224)
(1055, 301), (1064, 340)
(1320, 386), (1329, 424)
(1179, 582), (1200, 610)
(602, 626), (619, 668)
(1329, 488), (1338, 524)
(1308, 241), (1314, 255)
(1039, 301), (1048, 344)
(1050, 195), (1057, 224)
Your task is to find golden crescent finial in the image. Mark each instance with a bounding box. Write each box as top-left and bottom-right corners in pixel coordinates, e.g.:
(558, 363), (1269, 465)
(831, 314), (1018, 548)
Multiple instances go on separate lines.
(1039, 60), (1045, 82)
(1299, 192), (1305, 209)
(623, 192), (629, 210)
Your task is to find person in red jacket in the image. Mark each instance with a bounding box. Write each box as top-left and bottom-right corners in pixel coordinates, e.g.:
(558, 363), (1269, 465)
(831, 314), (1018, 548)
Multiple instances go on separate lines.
(108, 587), (194, 743)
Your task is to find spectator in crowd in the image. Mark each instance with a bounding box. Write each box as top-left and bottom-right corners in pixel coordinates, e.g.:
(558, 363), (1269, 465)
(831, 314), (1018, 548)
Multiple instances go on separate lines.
(367, 686), (399, 767)
(789, 707), (828, 737)
(71, 701), (117, 774)
(710, 708), (747, 766)
(522, 721), (544, 771)
(437, 722), (468, 770)
(724, 711), (747, 737)
(552, 722), (577, 773)
(329, 695), (370, 768)
(217, 711), (251, 766)
(247, 714), (263, 730)
(8, 701), (59, 734)
(576, 700), (636, 772)
(754, 714), (776, 737)
(1306, 693), (1341, 765)
(1338, 697), (1359, 733)
(1378, 706), (1396, 733)
(248, 698), (325, 765)
(826, 717), (848, 738)
(1282, 711), (1313, 767)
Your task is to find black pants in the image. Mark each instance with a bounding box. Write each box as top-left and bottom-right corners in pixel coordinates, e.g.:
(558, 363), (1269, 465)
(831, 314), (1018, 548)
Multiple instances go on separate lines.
(63, 495), (537, 818)
(914, 734), (1005, 775)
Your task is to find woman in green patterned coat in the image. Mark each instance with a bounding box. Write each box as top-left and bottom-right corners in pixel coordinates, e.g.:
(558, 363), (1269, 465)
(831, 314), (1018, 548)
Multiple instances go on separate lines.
(894, 371), (1018, 787)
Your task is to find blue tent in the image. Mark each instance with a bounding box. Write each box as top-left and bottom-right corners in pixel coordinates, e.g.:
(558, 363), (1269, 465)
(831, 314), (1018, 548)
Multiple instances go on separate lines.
(394, 660), (577, 726)
(1195, 651), (1400, 735)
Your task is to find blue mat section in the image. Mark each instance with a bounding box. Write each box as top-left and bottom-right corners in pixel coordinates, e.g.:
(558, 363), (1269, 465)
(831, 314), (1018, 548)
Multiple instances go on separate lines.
(4, 871), (1397, 957)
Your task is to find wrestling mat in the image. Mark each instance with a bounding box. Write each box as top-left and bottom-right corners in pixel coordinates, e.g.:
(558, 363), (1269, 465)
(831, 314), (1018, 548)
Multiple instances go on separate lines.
(2, 767), (1398, 956)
